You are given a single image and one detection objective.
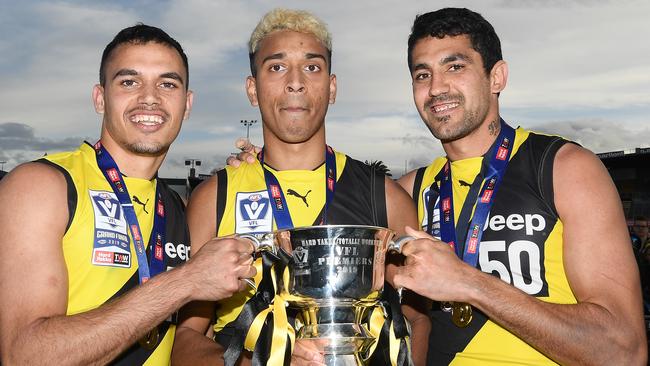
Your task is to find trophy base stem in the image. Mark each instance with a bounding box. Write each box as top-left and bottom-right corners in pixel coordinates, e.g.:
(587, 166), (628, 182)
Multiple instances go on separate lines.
(298, 323), (373, 366)
(324, 353), (362, 366)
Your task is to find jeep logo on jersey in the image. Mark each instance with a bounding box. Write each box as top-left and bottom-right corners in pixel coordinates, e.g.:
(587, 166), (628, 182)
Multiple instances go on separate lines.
(236, 191), (273, 234)
(484, 213), (546, 236)
(165, 242), (189, 261)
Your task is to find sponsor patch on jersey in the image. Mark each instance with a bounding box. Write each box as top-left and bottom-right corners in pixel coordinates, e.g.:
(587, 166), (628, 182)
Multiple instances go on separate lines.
(270, 185), (281, 198)
(89, 189), (131, 268)
(156, 200), (165, 217)
(496, 146), (509, 160)
(155, 244), (164, 260)
(236, 191), (273, 233)
(92, 247), (131, 267)
(481, 189), (493, 203)
(420, 186), (441, 238)
(106, 168), (120, 182)
(467, 237), (478, 254)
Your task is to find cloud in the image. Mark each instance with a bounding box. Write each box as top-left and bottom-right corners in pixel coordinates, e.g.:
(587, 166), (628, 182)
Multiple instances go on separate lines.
(0, 122), (88, 151)
(2, 0), (650, 178)
(530, 118), (650, 153)
(0, 122), (90, 168)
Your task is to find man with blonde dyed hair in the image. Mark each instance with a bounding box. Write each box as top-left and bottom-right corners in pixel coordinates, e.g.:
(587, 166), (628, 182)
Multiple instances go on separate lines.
(172, 8), (430, 366)
(247, 8), (332, 77)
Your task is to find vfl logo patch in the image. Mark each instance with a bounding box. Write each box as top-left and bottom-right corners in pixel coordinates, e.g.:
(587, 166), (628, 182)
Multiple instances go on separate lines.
(236, 191), (273, 234)
(90, 190), (127, 234)
(91, 192), (122, 225)
(90, 189), (131, 268)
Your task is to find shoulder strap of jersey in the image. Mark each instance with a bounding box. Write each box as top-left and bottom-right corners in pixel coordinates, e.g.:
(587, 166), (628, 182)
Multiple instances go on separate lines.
(215, 169), (228, 233)
(370, 164), (388, 228)
(538, 136), (573, 218)
(411, 166), (427, 208)
(158, 178), (186, 216)
(33, 158), (77, 233)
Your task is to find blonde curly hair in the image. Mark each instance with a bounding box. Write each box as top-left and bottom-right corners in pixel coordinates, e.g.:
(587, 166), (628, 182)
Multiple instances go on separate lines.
(248, 8), (332, 75)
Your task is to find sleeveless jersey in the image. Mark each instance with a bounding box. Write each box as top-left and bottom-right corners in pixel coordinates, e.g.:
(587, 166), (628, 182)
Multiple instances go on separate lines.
(39, 142), (190, 366)
(212, 151), (387, 342)
(411, 128), (576, 365)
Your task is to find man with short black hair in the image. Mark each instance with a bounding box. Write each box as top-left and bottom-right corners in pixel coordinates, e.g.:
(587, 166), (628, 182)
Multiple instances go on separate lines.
(0, 24), (256, 365)
(393, 7), (647, 365)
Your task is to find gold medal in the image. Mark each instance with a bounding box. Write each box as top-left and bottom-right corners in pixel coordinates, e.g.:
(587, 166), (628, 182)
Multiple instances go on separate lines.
(138, 327), (160, 350)
(451, 303), (472, 328)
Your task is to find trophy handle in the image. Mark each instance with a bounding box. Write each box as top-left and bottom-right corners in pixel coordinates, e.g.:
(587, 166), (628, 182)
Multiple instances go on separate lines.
(387, 235), (414, 253)
(235, 233), (275, 291)
(386, 235), (415, 301)
(237, 233), (275, 253)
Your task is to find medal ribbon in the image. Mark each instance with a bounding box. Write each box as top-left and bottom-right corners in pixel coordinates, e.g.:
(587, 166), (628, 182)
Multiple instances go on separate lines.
(437, 120), (515, 266)
(222, 249), (295, 366)
(364, 284), (411, 366)
(94, 141), (166, 283)
(258, 145), (337, 229)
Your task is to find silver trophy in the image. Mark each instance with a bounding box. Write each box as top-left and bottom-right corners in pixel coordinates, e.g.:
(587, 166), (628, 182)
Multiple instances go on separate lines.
(242, 225), (410, 366)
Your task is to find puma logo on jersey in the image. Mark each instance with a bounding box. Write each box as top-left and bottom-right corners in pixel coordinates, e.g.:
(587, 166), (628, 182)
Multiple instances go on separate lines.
(287, 189), (312, 207)
(132, 195), (149, 214)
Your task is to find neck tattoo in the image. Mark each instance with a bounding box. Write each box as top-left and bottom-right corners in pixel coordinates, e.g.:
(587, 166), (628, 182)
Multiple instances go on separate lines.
(488, 119), (500, 136)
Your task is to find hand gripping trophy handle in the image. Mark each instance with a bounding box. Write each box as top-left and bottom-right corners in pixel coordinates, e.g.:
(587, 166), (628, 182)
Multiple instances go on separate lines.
(388, 235), (473, 328)
(236, 233), (275, 290)
(386, 235), (414, 300)
(387, 235), (413, 253)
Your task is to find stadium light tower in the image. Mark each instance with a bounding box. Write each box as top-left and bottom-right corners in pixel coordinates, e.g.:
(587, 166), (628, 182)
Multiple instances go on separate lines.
(184, 159), (201, 178)
(240, 119), (257, 140)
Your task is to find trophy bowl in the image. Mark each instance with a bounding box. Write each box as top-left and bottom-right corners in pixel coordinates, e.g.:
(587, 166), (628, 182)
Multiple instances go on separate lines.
(247, 225), (403, 366)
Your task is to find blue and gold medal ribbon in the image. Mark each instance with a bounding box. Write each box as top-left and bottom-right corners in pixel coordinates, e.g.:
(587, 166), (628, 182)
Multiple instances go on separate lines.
(258, 145), (337, 229)
(437, 120), (515, 265)
(93, 141), (166, 283)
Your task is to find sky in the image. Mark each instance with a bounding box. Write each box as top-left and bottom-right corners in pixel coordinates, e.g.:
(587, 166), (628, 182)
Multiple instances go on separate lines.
(1, 0), (649, 178)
